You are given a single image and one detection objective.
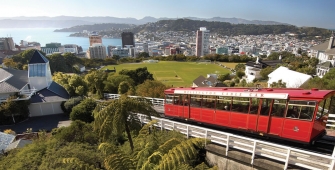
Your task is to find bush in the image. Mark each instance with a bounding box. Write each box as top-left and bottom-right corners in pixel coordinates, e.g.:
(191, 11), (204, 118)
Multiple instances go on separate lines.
(61, 96), (83, 114)
(53, 120), (99, 145)
(236, 71), (245, 79)
(70, 98), (97, 123)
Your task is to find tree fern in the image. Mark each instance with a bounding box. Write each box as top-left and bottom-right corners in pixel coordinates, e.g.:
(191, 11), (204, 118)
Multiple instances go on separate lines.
(158, 138), (207, 170)
(62, 158), (98, 170)
(93, 95), (158, 151)
(98, 142), (135, 170)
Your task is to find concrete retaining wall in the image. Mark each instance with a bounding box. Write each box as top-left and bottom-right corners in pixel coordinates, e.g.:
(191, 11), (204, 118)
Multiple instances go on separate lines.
(205, 144), (302, 170)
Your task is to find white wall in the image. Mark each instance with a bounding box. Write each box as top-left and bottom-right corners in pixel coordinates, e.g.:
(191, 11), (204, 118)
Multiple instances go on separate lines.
(29, 102), (64, 117)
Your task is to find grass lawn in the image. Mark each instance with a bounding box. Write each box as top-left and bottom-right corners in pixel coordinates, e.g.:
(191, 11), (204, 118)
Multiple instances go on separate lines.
(219, 62), (243, 69)
(103, 61), (234, 87)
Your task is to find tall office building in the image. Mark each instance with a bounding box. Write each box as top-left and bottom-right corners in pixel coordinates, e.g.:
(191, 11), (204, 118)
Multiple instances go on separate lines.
(89, 34), (102, 46)
(195, 27), (210, 57)
(121, 32), (134, 48)
(87, 43), (106, 59)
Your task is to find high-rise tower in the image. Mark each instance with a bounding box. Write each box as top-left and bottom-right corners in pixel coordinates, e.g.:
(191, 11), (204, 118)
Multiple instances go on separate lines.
(121, 32), (135, 48)
(89, 34), (102, 46)
(195, 27), (210, 57)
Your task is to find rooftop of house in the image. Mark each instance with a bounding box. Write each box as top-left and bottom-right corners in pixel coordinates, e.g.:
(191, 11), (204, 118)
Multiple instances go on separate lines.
(317, 61), (333, 68)
(268, 66), (312, 88)
(29, 50), (49, 64)
(193, 75), (226, 87)
(30, 81), (69, 103)
(246, 58), (283, 69)
(0, 68), (28, 94)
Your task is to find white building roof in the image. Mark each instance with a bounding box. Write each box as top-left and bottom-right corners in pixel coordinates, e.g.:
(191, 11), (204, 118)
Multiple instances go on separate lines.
(267, 66), (312, 88)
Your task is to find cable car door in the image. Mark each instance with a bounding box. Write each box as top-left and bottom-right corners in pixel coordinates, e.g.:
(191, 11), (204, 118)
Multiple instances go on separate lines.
(256, 99), (272, 133)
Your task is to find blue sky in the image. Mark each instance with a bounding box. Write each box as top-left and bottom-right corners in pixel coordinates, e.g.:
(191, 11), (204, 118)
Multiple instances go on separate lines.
(1, 0), (334, 28)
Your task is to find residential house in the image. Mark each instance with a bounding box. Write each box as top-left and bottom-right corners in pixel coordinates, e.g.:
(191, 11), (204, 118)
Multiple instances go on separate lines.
(28, 51), (69, 116)
(267, 66), (312, 88)
(245, 57), (283, 83)
(310, 33), (335, 77)
(192, 74), (226, 87)
(0, 50), (69, 117)
(0, 68), (35, 102)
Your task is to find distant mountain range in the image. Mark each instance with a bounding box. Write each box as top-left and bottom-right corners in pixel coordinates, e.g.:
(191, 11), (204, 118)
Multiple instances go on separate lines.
(0, 16), (288, 28)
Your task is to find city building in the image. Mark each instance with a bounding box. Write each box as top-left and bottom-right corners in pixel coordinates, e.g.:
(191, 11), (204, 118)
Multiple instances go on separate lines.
(63, 44), (80, 54)
(107, 45), (116, 56)
(109, 46), (129, 57)
(143, 42), (149, 53)
(87, 43), (107, 59)
(196, 27), (210, 57)
(89, 34), (102, 46)
(0, 37), (15, 51)
(121, 32), (135, 48)
(216, 47), (228, 54)
(46, 42), (61, 48)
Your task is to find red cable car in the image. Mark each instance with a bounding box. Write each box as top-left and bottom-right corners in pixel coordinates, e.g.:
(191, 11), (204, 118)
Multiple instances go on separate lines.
(164, 87), (335, 144)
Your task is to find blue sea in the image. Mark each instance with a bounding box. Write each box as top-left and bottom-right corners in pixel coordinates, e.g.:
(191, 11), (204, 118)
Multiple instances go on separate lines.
(0, 28), (121, 52)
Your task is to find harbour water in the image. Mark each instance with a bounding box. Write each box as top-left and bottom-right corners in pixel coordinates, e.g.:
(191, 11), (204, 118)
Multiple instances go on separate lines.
(0, 28), (122, 52)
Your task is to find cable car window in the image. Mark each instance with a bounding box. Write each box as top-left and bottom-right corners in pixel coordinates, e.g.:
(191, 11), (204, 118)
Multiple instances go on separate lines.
(165, 94), (179, 104)
(182, 94), (189, 106)
(317, 96), (335, 119)
(260, 99), (272, 116)
(286, 100), (316, 120)
(203, 95), (215, 109)
(216, 96), (232, 111)
(231, 97), (250, 114)
(271, 99), (287, 117)
(190, 95), (202, 108)
(250, 98), (260, 114)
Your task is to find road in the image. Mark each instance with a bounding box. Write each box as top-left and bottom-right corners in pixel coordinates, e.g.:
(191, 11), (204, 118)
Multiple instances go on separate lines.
(0, 114), (69, 134)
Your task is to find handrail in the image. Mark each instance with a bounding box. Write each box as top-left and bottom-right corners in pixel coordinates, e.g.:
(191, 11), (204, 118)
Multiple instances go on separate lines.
(136, 113), (335, 170)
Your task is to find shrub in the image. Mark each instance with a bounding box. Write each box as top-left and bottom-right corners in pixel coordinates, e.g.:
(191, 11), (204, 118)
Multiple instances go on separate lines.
(70, 98), (96, 123)
(61, 96), (83, 114)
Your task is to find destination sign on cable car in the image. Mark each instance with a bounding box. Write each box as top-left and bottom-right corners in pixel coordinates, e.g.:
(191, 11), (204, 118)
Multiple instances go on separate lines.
(174, 90), (288, 99)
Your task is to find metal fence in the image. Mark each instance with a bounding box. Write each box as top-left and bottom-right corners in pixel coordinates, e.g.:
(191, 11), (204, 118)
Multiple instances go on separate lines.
(104, 93), (164, 106)
(136, 114), (335, 170)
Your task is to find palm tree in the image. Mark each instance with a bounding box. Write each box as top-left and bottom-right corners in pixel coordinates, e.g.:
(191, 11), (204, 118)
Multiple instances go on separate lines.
(93, 95), (158, 152)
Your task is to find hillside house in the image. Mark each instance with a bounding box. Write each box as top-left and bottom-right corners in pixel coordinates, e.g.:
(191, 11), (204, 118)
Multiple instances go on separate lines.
(245, 57), (283, 83)
(310, 33), (335, 77)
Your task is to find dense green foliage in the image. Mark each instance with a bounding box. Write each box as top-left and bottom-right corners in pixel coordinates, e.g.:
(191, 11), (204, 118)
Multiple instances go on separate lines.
(136, 80), (169, 98)
(0, 98), (30, 125)
(119, 67), (154, 86)
(70, 98), (97, 123)
(0, 122), (103, 170)
(53, 72), (88, 96)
